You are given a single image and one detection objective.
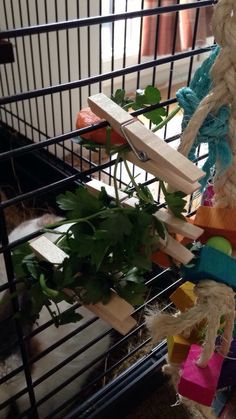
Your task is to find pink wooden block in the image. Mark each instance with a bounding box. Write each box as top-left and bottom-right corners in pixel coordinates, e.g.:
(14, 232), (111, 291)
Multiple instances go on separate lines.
(178, 344), (224, 406)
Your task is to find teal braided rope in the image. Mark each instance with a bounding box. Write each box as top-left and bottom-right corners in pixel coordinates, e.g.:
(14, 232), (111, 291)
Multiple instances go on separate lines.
(176, 46), (232, 190)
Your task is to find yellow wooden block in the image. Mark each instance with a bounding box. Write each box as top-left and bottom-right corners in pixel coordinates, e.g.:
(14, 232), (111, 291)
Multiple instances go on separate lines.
(167, 334), (192, 364)
(170, 281), (196, 312)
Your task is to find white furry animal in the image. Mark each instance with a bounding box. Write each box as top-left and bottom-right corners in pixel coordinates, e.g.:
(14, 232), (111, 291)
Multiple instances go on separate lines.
(0, 214), (111, 419)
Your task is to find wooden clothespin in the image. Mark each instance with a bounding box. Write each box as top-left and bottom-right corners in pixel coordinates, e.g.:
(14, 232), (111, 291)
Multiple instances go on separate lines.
(87, 93), (205, 194)
(29, 234), (137, 335)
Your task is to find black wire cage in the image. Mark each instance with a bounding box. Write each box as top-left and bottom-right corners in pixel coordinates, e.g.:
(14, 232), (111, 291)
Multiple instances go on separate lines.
(0, 1), (216, 418)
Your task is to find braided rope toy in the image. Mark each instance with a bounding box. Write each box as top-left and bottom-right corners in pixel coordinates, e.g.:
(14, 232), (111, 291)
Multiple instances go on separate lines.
(147, 1), (236, 414)
(176, 46), (232, 190)
(178, 0), (236, 207)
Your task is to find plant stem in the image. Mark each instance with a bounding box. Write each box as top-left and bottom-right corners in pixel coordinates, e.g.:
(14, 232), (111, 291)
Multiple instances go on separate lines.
(113, 154), (121, 207)
(122, 156), (141, 193)
(122, 101), (136, 111)
(46, 207), (133, 230)
(152, 105), (181, 132)
(159, 180), (168, 197)
(122, 155), (152, 204)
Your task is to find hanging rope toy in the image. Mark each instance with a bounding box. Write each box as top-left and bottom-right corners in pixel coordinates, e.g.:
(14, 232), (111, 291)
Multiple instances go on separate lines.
(177, 46), (232, 191)
(146, 0), (236, 413)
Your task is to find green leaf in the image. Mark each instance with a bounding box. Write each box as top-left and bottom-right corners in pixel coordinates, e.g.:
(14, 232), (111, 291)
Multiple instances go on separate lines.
(111, 89), (126, 106)
(98, 187), (113, 207)
(68, 234), (94, 256)
(61, 254), (83, 286)
(116, 280), (147, 306)
(135, 86), (161, 106)
(100, 211), (133, 244)
(137, 184), (154, 204)
(111, 89), (133, 108)
(152, 216), (167, 240)
(91, 239), (112, 270)
(77, 274), (111, 304)
(58, 310), (83, 325)
(57, 187), (103, 219)
(23, 254), (41, 279)
(30, 283), (49, 318)
(160, 182), (187, 219)
(12, 243), (33, 278)
(144, 85), (161, 104)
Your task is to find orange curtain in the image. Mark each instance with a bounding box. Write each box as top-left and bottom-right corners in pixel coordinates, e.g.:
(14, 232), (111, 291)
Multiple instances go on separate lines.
(141, 0), (213, 56)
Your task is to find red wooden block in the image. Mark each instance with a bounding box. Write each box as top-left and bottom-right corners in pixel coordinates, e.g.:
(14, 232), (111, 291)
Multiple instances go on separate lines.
(178, 344), (224, 406)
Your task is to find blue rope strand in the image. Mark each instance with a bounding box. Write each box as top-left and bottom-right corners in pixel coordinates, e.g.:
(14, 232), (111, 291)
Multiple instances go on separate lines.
(176, 46), (232, 190)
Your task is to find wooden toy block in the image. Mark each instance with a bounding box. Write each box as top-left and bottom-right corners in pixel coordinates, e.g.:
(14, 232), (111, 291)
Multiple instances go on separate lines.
(167, 334), (192, 364)
(170, 281), (196, 312)
(154, 210), (203, 240)
(194, 206), (236, 247)
(178, 344), (224, 406)
(29, 236), (137, 335)
(217, 339), (236, 389)
(88, 93), (205, 189)
(151, 250), (172, 268)
(181, 246), (236, 291)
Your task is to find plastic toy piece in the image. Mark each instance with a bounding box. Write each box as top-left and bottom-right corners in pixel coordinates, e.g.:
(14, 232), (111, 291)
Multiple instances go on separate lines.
(167, 334), (192, 364)
(182, 246), (236, 291)
(29, 236), (137, 335)
(154, 210), (203, 240)
(170, 281), (196, 312)
(88, 93), (205, 190)
(206, 236), (232, 256)
(194, 206), (236, 247)
(178, 344), (224, 406)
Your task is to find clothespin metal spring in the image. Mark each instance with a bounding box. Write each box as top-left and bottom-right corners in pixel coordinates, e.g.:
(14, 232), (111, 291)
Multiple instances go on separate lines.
(120, 119), (149, 162)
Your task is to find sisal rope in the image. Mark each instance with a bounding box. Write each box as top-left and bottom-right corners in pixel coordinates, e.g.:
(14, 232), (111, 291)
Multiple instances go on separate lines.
(178, 0), (236, 208)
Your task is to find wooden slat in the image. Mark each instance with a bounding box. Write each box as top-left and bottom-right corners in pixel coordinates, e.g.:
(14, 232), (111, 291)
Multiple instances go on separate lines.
(88, 93), (134, 134)
(85, 302), (137, 336)
(154, 209), (203, 240)
(159, 234), (194, 265)
(29, 235), (68, 264)
(29, 236), (137, 334)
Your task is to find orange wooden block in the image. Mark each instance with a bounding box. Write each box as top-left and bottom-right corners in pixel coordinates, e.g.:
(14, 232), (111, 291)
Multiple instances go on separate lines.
(170, 281), (196, 312)
(151, 250), (172, 268)
(167, 334), (192, 364)
(194, 206), (236, 247)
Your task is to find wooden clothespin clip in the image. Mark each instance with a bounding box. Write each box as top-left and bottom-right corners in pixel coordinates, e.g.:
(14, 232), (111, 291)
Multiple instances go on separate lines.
(29, 233), (137, 335)
(88, 93), (205, 194)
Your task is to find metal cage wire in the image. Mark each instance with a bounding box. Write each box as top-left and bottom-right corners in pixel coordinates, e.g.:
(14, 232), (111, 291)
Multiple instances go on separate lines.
(0, 1), (216, 418)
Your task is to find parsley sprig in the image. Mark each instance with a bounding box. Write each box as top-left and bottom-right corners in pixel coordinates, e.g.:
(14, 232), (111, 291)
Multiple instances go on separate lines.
(8, 86), (186, 326)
